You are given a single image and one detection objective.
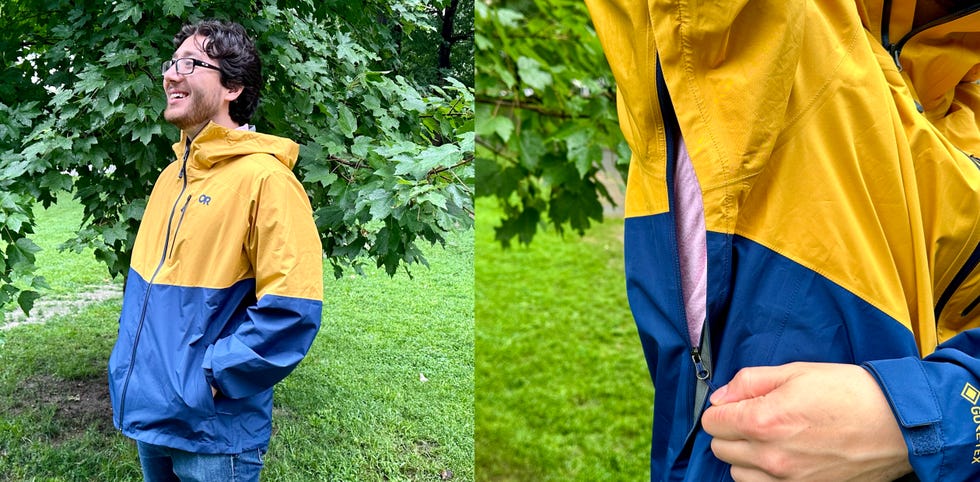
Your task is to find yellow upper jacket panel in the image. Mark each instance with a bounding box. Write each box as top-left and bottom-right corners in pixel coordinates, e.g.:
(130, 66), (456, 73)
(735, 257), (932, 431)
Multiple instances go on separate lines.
(585, 0), (980, 479)
(107, 122), (323, 454)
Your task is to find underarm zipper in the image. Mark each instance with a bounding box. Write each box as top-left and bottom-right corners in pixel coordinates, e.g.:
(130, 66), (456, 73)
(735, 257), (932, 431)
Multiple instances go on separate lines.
(963, 295), (980, 318)
(935, 241), (980, 321)
(691, 322), (713, 423)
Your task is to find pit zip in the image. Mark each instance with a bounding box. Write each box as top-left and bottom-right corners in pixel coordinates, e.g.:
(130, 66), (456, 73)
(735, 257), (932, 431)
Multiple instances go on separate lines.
(655, 56), (715, 432)
(690, 323), (713, 421)
(932, 149), (980, 320)
(881, 1), (980, 71)
(934, 241), (980, 321)
(117, 138), (192, 428)
(879, 2), (980, 323)
(880, 0), (980, 323)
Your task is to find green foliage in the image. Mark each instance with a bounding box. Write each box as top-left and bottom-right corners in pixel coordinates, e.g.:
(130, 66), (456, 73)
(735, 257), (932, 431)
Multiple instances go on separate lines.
(0, 0), (474, 311)
(475, 0), (629, 247)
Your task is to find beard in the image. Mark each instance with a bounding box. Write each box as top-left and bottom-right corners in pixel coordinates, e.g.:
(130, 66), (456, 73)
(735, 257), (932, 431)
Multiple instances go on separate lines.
(163, 89), (223, 134)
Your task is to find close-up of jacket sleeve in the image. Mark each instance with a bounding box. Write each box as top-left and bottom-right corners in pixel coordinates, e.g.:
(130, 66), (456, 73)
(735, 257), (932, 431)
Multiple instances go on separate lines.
(866, 329), (980, 481)
(203, 162), (324, 400)
(585, 0), (980, 479)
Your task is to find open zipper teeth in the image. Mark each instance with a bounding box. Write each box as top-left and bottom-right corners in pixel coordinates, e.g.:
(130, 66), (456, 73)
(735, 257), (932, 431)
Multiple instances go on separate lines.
(655, 55), (715, 434)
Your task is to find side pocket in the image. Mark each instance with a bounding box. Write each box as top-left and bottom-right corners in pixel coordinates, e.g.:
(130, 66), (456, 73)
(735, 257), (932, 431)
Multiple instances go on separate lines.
(172, 363), (217, 418)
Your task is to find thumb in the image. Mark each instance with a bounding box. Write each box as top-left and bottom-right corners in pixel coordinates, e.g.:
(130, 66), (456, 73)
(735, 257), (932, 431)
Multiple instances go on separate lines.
(710, 365), (795, 405)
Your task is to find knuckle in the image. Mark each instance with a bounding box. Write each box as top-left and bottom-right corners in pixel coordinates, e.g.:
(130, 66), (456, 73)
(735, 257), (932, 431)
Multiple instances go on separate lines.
(739, 406), (774, 437)
(757, 448), (795, 478)
(708, 437), (726, 459)
(746, 399), (789, 435)
(730, 367), (754, 387)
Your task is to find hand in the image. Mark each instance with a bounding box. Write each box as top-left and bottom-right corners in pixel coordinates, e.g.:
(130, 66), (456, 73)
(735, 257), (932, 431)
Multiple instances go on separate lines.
(211, 385), (218, 398)
(702, 362), (913, 481)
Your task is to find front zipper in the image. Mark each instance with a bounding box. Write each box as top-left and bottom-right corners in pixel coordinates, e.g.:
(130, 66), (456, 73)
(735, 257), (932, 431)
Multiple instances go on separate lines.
(168, 195), (193, 259)
(881, 1), (980, 71)
(935, 241), (980, 322)
(117, 141), (191, 428)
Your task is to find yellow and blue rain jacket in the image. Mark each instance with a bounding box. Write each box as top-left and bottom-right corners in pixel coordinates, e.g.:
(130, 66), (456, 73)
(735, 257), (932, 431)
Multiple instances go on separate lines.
(108, 122), (323, 453)
(585, 0), (980, 479)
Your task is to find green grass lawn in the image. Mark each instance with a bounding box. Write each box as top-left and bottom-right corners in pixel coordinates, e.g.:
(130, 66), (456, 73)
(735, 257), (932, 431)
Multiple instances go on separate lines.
(474, 199), (653, 481)
(0, 196), (474, 481)
(28, 195), (118, 296)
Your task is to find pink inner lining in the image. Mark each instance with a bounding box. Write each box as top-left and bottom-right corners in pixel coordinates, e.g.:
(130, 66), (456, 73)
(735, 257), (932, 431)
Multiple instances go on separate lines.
(673, 137), (708, 346)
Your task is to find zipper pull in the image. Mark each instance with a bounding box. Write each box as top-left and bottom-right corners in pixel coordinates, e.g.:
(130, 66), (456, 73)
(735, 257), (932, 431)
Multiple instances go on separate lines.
(892, 50), (903, 71)
(179, 138), (191, 179)
(691, 347), (710, 381)
(969, 154), (980, 170)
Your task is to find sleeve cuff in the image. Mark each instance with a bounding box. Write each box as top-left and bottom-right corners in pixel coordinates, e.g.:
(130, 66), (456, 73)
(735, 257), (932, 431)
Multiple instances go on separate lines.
(863, 357), (942, 456)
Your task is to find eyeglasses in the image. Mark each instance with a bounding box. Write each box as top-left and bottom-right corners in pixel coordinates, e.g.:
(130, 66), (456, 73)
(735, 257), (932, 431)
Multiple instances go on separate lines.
(161, 58), (222, 76)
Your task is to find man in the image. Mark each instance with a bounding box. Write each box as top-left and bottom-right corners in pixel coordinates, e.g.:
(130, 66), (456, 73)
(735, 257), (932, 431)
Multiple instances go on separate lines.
(584, 0), (980, 480)
(107, 20), (323, 481)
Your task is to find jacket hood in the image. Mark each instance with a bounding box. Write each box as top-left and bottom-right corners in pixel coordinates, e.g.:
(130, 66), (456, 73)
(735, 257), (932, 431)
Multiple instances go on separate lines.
(171, 121), (300, 171)
(860, 0), (980, 113)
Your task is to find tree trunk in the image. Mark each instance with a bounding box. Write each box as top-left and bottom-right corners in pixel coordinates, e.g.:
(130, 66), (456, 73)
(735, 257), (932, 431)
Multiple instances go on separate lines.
(438, 0), (459, 71)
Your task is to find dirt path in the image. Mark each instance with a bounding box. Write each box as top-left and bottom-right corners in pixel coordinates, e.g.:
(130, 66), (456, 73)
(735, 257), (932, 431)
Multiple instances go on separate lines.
(1, 284), (123, 330)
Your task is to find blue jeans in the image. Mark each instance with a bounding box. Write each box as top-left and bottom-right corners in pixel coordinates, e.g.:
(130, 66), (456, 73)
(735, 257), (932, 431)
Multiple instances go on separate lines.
(136, 441), (264, 482)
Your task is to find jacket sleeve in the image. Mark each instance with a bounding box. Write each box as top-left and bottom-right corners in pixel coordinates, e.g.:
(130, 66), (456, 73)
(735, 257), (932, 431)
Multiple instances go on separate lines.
(865, 329), (980, 481)
(202, 166), (323, 400)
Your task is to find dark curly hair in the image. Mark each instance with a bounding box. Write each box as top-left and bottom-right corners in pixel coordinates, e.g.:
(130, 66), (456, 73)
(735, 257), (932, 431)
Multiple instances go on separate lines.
(174, 20), (262, 125)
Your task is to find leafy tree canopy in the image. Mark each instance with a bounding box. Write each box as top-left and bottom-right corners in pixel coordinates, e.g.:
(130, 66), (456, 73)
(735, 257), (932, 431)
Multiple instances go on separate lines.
(475, 0), (628, 247)
(0, 0), (474, 314)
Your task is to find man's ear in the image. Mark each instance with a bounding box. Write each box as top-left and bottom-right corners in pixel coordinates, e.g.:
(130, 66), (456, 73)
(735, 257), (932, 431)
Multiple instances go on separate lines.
(224, 84), (243, 102)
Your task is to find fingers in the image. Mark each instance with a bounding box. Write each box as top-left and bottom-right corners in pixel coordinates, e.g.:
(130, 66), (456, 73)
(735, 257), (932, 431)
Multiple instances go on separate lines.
(710, 437), (752, 464)
(703, 398), (755, 440)
(704, 365), (793, 440)
(703, 378), (792, 441)
(710, 364), (797, 405)
(729, 465), (782, 482)
(712, 438), (795, 481)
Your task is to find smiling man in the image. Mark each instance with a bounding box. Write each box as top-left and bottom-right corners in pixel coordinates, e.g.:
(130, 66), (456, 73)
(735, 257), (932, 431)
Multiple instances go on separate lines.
(107, 20), (323, 481)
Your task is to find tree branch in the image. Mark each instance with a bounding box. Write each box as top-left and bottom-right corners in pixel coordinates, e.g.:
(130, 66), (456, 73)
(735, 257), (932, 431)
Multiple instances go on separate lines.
(475, 137), (521, 167)
(328, 155), (365, 169)
(448, 32), (473, 43)
(426, 156), (472, 178)
(476, 96), (583, 119)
